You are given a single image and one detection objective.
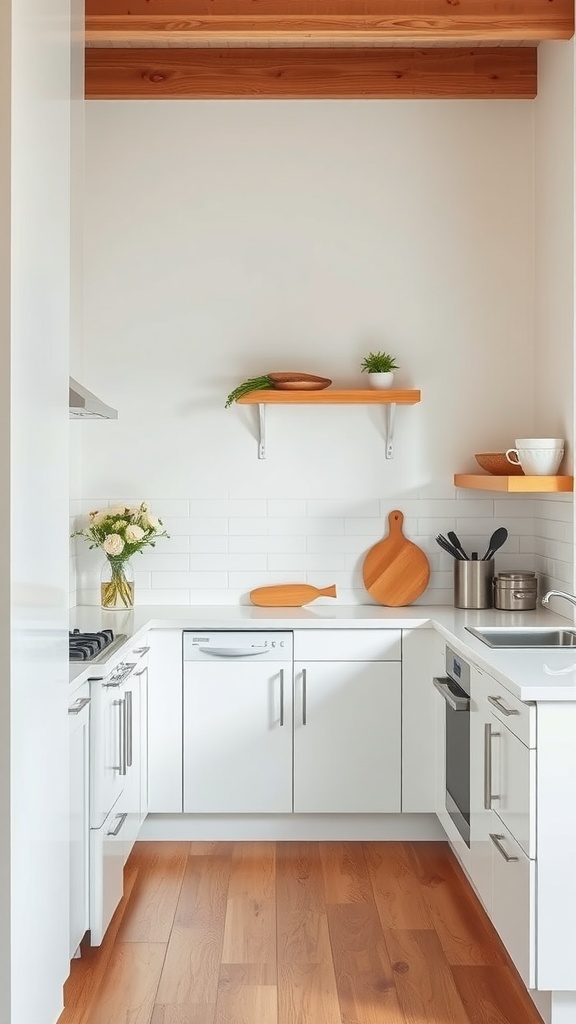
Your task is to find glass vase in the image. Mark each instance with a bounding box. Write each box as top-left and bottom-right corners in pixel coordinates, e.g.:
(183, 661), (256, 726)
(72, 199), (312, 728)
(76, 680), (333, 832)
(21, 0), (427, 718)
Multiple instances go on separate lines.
(100, 557), (134, 610)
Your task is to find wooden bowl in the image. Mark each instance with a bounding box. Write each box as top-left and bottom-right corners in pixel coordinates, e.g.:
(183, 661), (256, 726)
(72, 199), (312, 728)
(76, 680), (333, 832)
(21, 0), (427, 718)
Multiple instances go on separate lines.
(474, 452), (524, 476)
(274, 378), (332, 391)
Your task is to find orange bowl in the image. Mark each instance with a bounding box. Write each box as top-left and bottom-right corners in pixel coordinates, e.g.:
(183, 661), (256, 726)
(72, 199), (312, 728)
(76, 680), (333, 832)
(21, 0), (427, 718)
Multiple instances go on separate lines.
(474, 452), (524, 476)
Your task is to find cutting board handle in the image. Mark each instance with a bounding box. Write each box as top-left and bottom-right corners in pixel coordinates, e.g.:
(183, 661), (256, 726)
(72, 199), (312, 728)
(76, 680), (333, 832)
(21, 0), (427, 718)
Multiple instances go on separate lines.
(317, 585), (337, 598)
(388, 510), (404, 535)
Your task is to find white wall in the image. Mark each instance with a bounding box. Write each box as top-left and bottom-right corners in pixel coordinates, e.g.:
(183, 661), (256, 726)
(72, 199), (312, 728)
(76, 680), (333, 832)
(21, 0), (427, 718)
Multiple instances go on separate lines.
(75, 100), (540, 604)
(5, 0), (71, 1020)
(533, 41), (575, 607)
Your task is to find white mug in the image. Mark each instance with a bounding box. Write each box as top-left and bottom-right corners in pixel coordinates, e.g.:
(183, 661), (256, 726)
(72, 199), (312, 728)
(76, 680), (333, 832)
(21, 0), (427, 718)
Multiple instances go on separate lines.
(506, 447), (564, 475)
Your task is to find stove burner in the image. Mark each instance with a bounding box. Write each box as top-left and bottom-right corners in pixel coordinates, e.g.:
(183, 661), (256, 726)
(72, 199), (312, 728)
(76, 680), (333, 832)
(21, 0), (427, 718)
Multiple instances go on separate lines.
(69, 628), (116, 662)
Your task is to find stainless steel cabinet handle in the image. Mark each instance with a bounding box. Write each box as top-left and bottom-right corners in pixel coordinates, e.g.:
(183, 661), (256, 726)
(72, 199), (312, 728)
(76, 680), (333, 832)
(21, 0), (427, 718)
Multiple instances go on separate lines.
(483, 723), (500, 809)
(134, 666), (147, 677)
(106, 812), (127, 837)
(68, 696), (91, 715)
(488, 695), (520, 716)
(279, 669), (285, 727)
(125, 689), (133, 768)
(490, 832), (519, 863)
(302, 668), (307, 726)
(132, 646), (150, 655)
(117, 698), (127, 776)
(433, 677), (469, 711)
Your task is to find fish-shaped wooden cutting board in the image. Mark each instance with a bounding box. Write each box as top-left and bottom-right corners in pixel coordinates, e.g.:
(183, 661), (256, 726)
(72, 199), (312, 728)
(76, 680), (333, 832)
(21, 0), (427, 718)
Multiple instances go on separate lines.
(249, 584), (337, 607)
(362, 510), (430, 607)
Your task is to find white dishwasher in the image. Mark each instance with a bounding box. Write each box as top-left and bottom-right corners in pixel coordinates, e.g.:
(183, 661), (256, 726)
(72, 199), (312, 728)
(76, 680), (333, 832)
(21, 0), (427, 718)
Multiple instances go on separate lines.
(183, 631), (293, 814)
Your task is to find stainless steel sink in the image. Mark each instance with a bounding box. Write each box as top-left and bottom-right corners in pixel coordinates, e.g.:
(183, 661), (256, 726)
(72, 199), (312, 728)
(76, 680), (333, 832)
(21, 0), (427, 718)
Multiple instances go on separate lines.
(465, 626), (576, 649)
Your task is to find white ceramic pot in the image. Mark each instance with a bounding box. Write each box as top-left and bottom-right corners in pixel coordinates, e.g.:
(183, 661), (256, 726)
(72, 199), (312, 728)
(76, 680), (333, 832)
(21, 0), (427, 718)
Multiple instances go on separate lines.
(367, 371), (394, 389)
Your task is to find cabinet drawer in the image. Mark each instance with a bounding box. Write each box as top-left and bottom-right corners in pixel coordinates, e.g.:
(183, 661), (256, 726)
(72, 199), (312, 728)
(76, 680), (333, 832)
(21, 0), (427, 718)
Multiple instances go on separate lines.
(293, 629), (401, 662)
(490, 814), (535, 988)
(492, 721), (535, 858)
(485, 679), (534, 747)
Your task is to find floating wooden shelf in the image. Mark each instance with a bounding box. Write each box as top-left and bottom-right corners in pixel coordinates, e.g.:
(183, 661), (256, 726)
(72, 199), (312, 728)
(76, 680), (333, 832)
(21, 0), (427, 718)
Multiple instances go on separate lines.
(236, 388), (421, 459)
(454, 474), (574, 493)
(237, 388), (421, 405)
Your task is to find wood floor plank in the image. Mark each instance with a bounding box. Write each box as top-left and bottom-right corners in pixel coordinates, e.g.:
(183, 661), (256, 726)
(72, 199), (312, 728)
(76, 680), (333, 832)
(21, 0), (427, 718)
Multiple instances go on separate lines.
(118, 841), (190, 942)
(319, 841), (373, 904)
(385, 929), (470, 1024)
(451, 965), (545, 1024)
(276, 842), (333, 965)
(87, 942), (166, 1024)
(364, 841), (433, 930)
(151, 1006), (214, 1024)
(410, 842), (507, 966)
(221, 842), (277, 966)
(278, 962), (341, 1024)
(215, 965), (277, 1024)
(327, 902), (405, 1024)
(155, 848), (233, 1006)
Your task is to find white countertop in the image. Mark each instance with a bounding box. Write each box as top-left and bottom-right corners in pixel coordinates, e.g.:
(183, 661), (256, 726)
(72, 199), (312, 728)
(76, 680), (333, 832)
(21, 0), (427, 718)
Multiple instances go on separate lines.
(69, 603), (576, 702)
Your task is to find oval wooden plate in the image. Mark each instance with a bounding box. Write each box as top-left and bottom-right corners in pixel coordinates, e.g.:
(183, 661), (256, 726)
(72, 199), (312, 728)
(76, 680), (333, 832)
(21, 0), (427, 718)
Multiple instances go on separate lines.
(362, 510), (430, 607)
(273, 379), (331, 391)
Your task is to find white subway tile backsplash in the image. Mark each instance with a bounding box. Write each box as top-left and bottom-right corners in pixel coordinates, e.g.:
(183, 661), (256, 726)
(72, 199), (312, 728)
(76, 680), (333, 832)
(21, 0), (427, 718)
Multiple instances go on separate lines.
(267, 500), (307, 517)
(71, 492), (575, 609)
(307, 499), (380, 518)
(269, 518), (344, 536)
(230, 535), (306, 554)
(152, 571), (228, 589)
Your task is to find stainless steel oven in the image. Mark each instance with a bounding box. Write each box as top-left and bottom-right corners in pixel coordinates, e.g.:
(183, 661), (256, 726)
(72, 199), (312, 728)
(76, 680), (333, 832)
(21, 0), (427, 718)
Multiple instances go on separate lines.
(433, 646), (471, 847)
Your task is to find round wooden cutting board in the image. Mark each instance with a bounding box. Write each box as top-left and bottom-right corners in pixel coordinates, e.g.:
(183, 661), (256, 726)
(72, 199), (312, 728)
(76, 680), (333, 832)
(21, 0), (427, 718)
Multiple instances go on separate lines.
(362, 510), (430, 607)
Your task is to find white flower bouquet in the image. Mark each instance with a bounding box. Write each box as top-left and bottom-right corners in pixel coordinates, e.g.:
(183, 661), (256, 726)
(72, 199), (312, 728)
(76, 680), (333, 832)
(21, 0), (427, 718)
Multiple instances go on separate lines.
(73, 502), (169, 608)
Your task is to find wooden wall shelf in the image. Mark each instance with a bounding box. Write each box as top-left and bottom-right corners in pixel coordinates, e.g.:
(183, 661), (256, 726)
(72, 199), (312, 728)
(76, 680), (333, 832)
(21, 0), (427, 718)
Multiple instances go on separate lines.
(454, 474), (574, 493)
(236, 388), (421, 459)
(237, 388), (420, 405)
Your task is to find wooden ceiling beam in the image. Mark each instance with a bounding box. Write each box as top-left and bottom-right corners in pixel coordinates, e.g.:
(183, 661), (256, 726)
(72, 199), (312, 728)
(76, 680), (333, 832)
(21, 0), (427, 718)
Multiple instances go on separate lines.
(85, 47), (537, 100)
(85, 1), (574, 47)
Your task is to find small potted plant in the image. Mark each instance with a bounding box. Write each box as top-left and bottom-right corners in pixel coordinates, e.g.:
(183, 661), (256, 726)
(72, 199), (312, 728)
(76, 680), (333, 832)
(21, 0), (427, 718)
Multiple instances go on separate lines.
(360, 351), (399, 389)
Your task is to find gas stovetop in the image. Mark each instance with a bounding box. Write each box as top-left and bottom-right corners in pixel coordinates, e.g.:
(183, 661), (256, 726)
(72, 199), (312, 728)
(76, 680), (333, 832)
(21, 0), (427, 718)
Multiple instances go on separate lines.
(69, 628), (128, 663)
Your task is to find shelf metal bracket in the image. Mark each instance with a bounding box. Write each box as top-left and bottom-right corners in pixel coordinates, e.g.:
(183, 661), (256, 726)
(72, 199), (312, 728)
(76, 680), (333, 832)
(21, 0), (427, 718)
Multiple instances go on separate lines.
(385, 402), (396, 459)
(258, 403), (266, 459)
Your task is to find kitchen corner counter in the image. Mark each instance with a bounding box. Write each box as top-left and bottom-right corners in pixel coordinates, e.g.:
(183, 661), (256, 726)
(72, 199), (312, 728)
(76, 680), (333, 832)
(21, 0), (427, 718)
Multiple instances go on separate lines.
(69, 603), (576, 701)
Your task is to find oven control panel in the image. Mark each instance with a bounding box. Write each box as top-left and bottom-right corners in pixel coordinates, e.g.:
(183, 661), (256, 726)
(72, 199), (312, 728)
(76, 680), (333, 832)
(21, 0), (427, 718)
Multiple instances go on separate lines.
(445, 645), (470, 692)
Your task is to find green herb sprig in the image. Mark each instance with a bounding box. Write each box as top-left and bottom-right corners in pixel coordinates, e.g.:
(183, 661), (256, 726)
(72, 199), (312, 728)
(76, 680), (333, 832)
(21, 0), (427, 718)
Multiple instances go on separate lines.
(225, 375), (274, 408)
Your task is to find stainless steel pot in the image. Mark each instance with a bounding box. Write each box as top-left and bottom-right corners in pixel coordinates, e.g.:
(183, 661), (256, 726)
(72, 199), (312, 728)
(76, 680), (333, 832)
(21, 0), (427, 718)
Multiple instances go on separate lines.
(493, 571), (537, 611)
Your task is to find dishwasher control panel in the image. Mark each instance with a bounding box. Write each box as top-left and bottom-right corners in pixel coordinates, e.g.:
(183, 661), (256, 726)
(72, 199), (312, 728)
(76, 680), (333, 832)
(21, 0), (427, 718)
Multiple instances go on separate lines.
(183, 630), (293, 661)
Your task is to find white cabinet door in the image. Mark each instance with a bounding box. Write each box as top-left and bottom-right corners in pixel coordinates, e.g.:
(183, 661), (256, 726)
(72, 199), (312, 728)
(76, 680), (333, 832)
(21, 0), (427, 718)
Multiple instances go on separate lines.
(183, 660), (292, 813)
(89, 802), (127, 946)
(470, 666), (494, 914)
(293, 661), (401, 813)
(68, 686), (90, 958)
(135, 660), (149, 826)
(148, 630), (183, 812)
(490, 814), (535, 988)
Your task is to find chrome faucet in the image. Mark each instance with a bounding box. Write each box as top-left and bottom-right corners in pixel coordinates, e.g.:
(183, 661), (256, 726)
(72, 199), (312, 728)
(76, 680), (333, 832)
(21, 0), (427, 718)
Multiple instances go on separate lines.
(542, 589), (576, 611)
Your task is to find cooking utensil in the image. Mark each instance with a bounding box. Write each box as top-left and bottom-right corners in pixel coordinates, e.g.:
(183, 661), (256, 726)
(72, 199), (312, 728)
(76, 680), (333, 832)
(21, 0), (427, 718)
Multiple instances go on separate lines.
(362, 510), (430, 607)
(447, 531), (469, 560)
(249, 583), (337, 607)
(482, 526), (508, 561)
(435, 534), (465, 560)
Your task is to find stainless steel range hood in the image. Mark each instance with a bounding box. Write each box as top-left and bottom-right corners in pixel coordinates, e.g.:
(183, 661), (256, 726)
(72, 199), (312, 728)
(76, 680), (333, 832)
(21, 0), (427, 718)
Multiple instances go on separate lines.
(69, 378), (118, 420)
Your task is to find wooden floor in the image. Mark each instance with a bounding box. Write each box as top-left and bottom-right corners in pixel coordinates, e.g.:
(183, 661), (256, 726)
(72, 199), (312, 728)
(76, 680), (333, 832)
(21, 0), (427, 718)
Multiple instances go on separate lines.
(59, 840), (543, 1024)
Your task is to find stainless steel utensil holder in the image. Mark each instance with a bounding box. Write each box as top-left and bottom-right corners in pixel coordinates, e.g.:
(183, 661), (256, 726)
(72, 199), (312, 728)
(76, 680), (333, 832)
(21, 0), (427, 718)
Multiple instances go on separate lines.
(454, 560), (494, 609)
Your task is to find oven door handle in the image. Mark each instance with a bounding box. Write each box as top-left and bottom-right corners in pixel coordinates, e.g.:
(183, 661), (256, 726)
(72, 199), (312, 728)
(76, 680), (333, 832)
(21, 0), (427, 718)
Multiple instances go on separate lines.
(433, 676), (470, 712)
